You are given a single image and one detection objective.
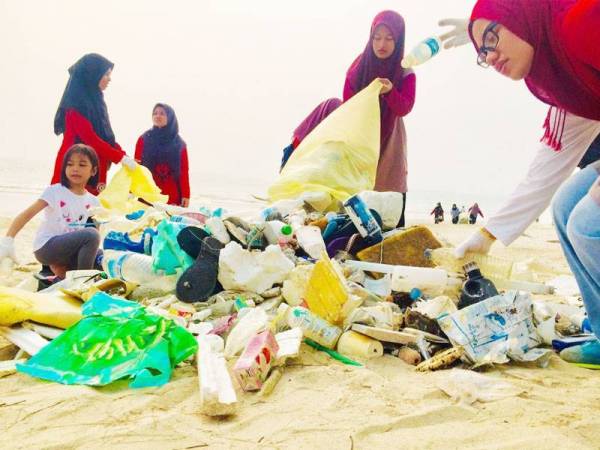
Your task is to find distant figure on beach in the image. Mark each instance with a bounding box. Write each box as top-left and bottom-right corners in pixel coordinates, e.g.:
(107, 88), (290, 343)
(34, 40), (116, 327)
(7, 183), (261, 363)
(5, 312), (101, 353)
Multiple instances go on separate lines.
(344, 10), (416, 228)
(437, 0), (600, 361)
(135, 104), (190, 207)
(431, 202), (444, 224)
(451, 203), (460, 224)
(468, 202), (484, 224)
(0, 145), (102, 279)
(280, 98), (342, 171)
(52, 54), (136, 195)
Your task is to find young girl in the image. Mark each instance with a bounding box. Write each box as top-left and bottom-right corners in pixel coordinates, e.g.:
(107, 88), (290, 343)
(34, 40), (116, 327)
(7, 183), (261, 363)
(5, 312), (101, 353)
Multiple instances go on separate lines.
(135, 103), (190, 207)
(0, 144), (102, 279)
(52, 53), (136, 195)
(344, 10), (416, 228)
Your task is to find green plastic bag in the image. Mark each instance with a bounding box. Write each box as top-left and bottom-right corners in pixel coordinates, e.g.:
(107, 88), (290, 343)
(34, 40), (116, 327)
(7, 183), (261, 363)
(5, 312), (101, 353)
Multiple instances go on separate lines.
(268, 79), (382, 203)
(17, 293), (197, 388)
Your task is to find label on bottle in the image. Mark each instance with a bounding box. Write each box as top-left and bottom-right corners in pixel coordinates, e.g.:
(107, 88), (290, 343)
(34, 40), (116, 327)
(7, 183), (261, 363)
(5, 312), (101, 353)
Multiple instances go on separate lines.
(343, 195), (383, 245)
(424, 38), (440, 56)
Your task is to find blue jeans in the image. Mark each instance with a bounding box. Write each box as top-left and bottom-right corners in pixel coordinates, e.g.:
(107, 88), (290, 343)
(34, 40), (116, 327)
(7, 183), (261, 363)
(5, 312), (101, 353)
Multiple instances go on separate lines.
(553, 166), (600, 339)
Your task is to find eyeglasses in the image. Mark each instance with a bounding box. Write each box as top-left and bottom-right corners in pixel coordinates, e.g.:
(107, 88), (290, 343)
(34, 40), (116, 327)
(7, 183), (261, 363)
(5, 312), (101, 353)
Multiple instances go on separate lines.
(471, 21), (500, 68)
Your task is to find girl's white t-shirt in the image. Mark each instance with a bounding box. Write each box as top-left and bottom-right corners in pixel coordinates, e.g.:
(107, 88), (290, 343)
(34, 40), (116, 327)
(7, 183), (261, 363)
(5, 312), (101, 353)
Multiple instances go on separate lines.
(33, 184), (100, 251)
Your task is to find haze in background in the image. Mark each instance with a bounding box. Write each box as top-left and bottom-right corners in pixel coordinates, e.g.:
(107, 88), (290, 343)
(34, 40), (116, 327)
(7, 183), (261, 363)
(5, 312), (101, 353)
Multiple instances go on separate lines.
(0, 0), (548, 217)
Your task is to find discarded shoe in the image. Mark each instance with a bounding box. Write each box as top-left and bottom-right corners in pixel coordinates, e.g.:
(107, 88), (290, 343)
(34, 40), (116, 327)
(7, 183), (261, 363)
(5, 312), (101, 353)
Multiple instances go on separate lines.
(177, 226), (210, 259)
(560, 339), (600, 365)
(176, 236), (224, 303)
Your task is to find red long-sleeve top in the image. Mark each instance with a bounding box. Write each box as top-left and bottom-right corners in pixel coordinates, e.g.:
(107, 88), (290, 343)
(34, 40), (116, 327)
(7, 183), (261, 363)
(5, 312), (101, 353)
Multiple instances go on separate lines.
(134, 136), (190, 206)
(51, 109), (125, 195)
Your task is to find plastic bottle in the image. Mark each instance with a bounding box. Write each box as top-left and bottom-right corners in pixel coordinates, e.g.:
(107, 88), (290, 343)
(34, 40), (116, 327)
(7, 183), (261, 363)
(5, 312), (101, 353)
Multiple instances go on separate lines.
(458, 262), (499, 309)
(343, 194), (383, 245)
(426, 247), (514, 281)
(279, 303), (342, 349)
(102, 250), (164, 284)
(263, 220), (294, 246)
(401, 36), (442, 68)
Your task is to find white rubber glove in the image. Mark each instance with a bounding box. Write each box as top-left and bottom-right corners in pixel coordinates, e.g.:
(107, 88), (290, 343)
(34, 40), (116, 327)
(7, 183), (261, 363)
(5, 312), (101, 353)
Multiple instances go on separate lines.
(454, 228), (496, 258)
(0, 236), (18, 263)
(438, 18), (470, 49)
(121, 155), (138, 170)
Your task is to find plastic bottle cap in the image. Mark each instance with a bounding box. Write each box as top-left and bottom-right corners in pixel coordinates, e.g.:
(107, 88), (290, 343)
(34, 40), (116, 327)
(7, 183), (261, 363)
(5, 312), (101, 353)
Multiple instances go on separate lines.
(409, 288), (422, 300)
(281, 224), (293, 236)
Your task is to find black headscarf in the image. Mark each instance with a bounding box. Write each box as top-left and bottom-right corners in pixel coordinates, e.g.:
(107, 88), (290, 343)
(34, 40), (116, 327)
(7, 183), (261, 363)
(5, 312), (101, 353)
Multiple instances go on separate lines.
(54, 53), (116, 146)
(141, 103), (186, 181)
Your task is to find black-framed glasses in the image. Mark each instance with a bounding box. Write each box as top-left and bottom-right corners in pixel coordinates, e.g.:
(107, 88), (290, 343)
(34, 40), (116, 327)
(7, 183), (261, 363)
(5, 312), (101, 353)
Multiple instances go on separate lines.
(471, 21), (500, 68)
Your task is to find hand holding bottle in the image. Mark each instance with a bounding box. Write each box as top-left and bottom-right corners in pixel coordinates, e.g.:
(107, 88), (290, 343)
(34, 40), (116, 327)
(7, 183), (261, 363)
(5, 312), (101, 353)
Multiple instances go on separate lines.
(438, 18), (470, 49)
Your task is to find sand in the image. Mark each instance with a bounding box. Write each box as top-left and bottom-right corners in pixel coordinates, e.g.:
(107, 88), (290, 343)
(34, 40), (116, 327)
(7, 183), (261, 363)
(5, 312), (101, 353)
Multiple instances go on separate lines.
(1, 219), (600, 450)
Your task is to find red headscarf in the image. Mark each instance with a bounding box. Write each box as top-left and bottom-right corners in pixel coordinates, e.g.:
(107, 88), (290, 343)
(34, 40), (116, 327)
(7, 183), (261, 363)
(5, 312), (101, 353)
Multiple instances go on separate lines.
(346, 10), (408, 146)
(470, 0), (600, 150)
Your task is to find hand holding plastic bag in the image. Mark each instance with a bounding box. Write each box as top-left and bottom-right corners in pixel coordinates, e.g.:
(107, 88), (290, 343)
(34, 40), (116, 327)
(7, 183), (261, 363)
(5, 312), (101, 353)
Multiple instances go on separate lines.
(17, 292), (197, 388)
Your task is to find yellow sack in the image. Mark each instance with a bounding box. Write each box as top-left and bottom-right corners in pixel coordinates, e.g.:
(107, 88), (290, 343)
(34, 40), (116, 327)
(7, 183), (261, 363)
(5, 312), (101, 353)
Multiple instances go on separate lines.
(269, 79), (382, 203)
(0, 286), (82, 329)
(99, 166), (168, 213)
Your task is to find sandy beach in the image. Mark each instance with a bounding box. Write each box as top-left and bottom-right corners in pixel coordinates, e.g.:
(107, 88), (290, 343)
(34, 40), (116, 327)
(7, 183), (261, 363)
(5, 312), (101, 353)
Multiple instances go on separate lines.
(2, 215), (600, 450)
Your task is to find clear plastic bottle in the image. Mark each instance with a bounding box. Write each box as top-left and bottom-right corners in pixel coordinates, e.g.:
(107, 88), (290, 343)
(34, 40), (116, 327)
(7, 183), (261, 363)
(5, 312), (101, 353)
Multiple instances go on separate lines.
(401, 36), (442, 68)
(426, 247), (514, 281)
(102, 250), (163, 284)
(279, 303), (342, 349)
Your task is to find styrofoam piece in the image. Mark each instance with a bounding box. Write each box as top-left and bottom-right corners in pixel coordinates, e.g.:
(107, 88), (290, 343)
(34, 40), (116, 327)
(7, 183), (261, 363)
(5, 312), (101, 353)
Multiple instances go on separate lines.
(274, 328), (303, 365)
(0, 326), (49, 355)
(196, 334), (237, 416)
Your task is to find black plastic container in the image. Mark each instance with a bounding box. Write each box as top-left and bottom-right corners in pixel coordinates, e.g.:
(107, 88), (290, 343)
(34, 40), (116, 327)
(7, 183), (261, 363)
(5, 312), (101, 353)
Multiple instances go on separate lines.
(458, 262), (499, 309)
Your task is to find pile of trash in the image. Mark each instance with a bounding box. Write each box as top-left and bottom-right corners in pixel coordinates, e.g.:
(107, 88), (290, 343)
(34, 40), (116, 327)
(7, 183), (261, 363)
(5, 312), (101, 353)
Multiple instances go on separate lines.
(0, 184), (593, 417)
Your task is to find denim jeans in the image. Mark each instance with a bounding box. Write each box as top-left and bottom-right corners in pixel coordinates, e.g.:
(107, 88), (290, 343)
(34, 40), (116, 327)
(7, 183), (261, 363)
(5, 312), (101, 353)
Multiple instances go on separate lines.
(552, 166), (600, 339)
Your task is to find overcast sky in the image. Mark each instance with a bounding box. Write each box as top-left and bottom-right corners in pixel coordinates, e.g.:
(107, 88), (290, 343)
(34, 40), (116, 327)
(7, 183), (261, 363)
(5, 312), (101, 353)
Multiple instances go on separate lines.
(0, 0), (547, 198)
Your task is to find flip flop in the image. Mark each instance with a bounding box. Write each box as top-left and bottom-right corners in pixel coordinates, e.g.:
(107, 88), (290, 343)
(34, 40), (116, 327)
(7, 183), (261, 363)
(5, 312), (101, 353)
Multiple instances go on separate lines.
(176, 236), (224, 303)
(177, 226), (210, 260)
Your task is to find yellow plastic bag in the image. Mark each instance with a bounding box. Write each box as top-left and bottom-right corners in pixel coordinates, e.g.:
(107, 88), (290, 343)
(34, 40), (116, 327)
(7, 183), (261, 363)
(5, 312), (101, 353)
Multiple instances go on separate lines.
(99, 166), (168, 213)
(0, 286), (82, 329)
(269, 80), (382, 203)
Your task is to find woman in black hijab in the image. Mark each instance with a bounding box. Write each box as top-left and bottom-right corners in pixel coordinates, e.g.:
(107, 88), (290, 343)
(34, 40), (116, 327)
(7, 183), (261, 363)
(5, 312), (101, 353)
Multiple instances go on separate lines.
(51, 53), (136, 194)
(135, 103), (190, 206)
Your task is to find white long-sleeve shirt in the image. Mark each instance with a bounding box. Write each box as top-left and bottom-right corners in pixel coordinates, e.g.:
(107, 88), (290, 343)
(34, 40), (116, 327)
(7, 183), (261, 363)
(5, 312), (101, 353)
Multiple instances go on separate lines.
(486, 110), (600, 245)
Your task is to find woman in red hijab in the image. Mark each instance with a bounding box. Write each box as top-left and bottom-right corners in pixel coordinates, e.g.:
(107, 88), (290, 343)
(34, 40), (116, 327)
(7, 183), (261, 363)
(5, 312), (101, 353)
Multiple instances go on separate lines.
(439, 0), (600, 361)
(437, 0), (600, 257)
(344, 10), (416, 227)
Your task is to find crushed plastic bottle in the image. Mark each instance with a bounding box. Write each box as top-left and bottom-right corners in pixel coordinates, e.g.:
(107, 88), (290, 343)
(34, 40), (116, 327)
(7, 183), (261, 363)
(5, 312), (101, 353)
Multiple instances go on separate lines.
(278, 303), (342, 349)
(401, 36), (442, 68)
(426, 247), (514, 281)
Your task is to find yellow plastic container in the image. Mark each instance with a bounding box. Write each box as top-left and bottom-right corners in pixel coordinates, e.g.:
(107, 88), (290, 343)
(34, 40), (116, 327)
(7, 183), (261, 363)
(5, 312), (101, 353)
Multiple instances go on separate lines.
(304, 252), (349, 325)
